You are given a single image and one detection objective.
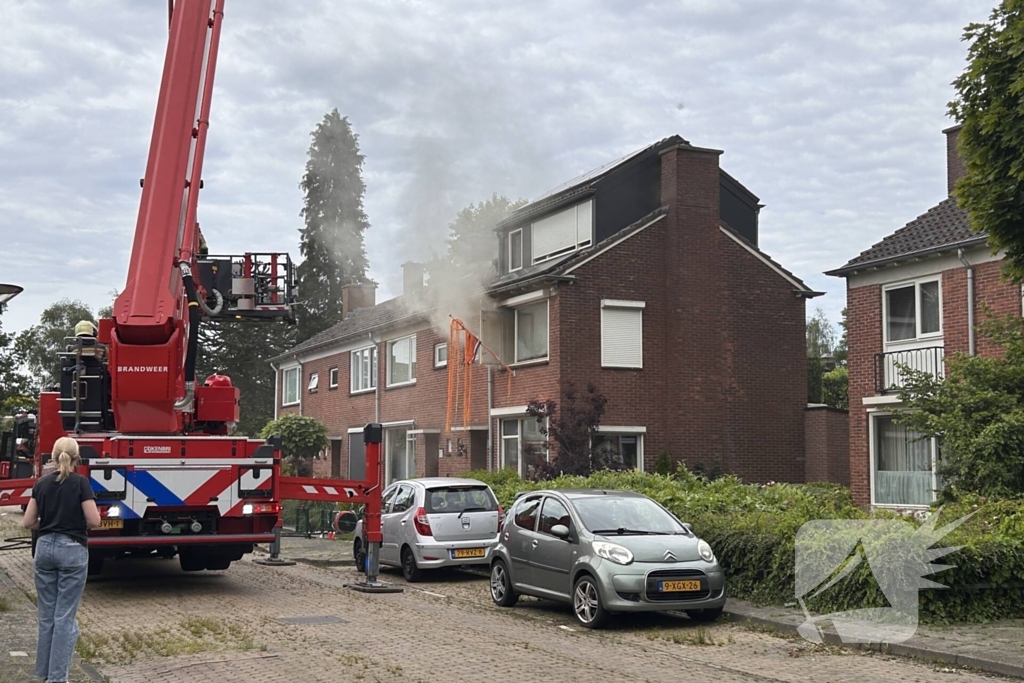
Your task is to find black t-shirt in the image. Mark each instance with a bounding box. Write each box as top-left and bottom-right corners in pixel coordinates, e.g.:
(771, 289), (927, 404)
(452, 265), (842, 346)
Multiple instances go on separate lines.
(32, 472), (95, 547)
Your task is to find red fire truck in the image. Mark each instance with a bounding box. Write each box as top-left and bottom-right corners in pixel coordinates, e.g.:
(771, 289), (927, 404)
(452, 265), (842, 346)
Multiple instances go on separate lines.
(0, 0), (384, 583)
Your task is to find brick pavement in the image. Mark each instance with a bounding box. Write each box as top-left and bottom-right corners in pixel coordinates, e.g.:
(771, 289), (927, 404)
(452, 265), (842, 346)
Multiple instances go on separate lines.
(2, 508), (1021, 683)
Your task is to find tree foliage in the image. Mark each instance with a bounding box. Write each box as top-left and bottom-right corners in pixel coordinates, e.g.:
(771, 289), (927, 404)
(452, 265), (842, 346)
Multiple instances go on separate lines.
(949, 2), (1024, 282)
(259, 414), (329, 478)
(0, 303), (34, 413)
(198, 320), (296, 436)
(295, 110), (371, 341)
(15, 299), (97, 393)
(525, 383), (610, 479)
(432, 194), (527, 274)
(821, 366), (849, 411)
(897, 316), (1024, 501)
(806, 307), (838, 360)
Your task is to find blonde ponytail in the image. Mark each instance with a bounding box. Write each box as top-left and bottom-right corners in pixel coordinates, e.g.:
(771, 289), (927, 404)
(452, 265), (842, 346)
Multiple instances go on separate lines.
(52, 437), (80, 483)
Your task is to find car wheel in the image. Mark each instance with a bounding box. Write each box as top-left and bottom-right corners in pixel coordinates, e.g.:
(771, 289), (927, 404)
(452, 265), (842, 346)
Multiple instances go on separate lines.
(573, 575), (609, 629)
(353, 538), (366, 573)
(489, 560), (518, 607)
(401, 547), (422, 582)
(686, 607), (723, 622)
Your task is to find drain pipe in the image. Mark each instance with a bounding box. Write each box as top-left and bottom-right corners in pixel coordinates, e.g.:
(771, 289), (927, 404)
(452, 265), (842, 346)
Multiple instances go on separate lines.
(487, 366), (493, 472)
(958, 248), (976, 356)
(370, 332), (381, 422)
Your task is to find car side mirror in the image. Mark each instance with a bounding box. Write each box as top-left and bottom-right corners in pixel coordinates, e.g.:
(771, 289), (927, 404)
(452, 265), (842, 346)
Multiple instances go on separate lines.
(682, 523), (694, 534)
(551, 524), (570, 539)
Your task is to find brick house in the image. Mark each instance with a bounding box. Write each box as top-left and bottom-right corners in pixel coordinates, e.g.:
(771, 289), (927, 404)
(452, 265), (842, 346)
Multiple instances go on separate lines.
(826, 124), (1022, 509)
(270, 135), (820, 486)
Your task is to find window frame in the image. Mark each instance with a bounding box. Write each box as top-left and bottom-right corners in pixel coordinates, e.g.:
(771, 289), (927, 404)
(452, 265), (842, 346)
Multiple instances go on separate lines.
(508, 228), (524, 272)
(350, 346), (377, 395)
(530, 199), (594, 265)
(434, 342), (448, 368)
(282, 366), (299, 406)
(513, 299), (549, 364)
(386, 334), (418, 388)
(328, 367), (339, 389)
(868, 411), (939, 509)
(307, 372), (319, 393)
(499, 417), (549, 477)
(513, 494), (542, 532)
(592, 432), (644, 471)
(882, 276), (943, 346)
(600, 300), (645, 369)
(538, 496), (572, 537)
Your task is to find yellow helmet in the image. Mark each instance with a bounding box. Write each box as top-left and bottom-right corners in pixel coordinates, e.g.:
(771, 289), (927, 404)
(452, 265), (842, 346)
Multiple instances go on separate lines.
(74, 320), (96, 337)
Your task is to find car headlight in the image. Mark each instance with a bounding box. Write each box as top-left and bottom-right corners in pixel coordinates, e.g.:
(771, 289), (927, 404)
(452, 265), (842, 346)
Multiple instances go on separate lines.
(697, 539), (715, 563)
(593, 541), (633, 566)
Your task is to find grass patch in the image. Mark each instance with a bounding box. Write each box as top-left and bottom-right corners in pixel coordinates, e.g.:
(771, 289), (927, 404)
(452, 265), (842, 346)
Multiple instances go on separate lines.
(76, 617), (262, 665)
(646, 625), (720, 647)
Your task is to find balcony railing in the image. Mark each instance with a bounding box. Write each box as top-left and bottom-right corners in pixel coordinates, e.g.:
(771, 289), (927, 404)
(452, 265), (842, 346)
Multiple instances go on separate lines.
(874, 346), (945, 395)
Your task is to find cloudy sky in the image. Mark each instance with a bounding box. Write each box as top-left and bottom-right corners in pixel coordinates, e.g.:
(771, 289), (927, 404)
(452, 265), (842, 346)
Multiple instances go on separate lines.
(0, 0), (988, 335)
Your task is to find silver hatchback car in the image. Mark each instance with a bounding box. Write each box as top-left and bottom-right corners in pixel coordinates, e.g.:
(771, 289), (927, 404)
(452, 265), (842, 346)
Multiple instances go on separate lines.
(353, 478), (503, 582)
(489, 489), (726, 628)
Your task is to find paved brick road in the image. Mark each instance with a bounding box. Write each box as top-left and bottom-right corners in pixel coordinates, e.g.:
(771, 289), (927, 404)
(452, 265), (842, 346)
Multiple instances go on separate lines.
(0, 511), (1016, 682)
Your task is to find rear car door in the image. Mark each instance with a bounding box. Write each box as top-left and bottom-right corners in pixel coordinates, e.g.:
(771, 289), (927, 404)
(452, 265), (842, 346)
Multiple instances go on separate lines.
(423, 484), (500, 560)
(531, 496), (576, 598)
(505, 494), (542, 587)
(382, 484), (416, 563)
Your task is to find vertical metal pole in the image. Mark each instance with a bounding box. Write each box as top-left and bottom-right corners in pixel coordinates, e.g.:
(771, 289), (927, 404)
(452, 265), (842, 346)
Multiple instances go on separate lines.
(363, 423), (383, 584)
(269, 524), (282, 560)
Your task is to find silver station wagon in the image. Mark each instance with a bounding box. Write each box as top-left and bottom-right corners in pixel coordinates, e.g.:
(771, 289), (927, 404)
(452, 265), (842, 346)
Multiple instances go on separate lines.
(354, 478), (503, 582)
(489, 489), (726, 628)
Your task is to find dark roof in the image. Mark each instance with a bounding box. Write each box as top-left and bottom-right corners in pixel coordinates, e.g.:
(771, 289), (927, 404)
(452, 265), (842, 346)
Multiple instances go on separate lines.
(827, 198), (984, 276)
(269, 296), (426, 363)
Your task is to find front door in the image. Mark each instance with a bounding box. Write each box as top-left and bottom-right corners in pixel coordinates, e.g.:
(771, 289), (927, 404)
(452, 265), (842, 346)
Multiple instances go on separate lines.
(505, 494), (541, 588)
(530, 496), (576, 598)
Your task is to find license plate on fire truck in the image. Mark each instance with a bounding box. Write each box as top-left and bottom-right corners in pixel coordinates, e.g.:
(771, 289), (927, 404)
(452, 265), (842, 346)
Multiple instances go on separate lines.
(98, 519), (123, 529)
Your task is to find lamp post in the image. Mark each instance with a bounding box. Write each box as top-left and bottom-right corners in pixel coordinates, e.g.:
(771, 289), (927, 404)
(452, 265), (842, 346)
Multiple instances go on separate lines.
(0, 284), (23, 305)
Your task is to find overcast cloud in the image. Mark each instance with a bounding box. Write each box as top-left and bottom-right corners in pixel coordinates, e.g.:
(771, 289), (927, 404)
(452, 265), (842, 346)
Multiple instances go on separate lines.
(0, 0), (989, 335)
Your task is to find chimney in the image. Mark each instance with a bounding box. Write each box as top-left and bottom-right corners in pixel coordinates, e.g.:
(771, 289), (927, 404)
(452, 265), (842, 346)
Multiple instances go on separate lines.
(944, 124), (966, 196)
(341, 282), (376, 319)
(402, 262), (425, 296)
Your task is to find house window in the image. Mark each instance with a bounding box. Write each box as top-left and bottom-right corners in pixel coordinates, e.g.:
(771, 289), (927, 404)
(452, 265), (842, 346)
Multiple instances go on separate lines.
(387, 335), (417, 386)
(329, 367), (339, 389)
(514, 300), (548, 363)
(531, 199), (593, 264)
(592, 433), (643, 470)
(601, 300), (644, 368)
(500, 417), (547, 477)
(884, 278), (941, 343)
(385, 426), (416, 484)
(282, 366), (299, 406)
(434, 342), (448, 368)
(872, 414), (937, 507)
(307, 372), (319, 393)
(350, 347), (377, 393)
(509, 229), (523, 272)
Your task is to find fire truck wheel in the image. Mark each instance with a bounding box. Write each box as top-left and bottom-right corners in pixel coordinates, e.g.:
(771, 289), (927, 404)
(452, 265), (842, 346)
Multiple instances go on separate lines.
(206, 555), (231, 571)
(401, 546), (422, 583)
(179, 551), (207, 572)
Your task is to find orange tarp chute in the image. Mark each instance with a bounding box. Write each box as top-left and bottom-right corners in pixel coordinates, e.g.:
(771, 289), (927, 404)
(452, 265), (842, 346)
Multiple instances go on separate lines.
(446, 317), (513, 432)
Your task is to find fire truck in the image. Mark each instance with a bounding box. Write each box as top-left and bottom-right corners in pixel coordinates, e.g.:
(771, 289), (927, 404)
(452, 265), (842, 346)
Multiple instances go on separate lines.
(0, 0), (384, 581)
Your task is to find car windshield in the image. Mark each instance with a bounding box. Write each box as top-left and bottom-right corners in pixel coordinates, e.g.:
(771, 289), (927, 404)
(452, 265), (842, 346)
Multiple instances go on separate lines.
(423, 485), (498, 514)
(571, 496), (685, 535)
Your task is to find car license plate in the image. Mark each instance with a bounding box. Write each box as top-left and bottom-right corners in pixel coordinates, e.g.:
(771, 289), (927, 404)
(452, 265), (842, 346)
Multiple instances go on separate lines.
(660, 579), (701, 592)
(98, 519), (123, 529)
(451, 548), (485, 559)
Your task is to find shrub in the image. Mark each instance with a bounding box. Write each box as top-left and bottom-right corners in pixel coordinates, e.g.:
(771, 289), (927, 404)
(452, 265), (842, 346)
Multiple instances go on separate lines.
(821, 366), (848, 411)
(259, 414), (329, 478)
(653, 450), (672, 476)
(464, 468), (1024, 623)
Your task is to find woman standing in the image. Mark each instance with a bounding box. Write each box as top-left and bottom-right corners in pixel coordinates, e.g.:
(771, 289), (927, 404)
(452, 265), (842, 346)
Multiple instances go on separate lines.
(22, 436), (101, 683)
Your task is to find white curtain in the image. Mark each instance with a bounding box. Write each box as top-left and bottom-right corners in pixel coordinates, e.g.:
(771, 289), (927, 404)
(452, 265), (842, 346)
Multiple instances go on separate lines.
(875, 417), (932, 506)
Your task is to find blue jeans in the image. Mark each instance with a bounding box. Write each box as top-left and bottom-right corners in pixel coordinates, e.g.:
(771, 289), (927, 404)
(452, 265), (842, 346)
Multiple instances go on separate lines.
(33, 533), (89, 683)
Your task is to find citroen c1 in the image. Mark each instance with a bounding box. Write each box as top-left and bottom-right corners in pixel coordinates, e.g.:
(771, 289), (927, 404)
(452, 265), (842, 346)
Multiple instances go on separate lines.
(488, 489), (726, 628)
(353, 478), (503, 582)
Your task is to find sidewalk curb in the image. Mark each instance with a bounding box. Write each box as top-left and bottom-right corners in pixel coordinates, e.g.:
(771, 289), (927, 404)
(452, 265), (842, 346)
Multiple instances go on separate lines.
(252, 544), (354, 567)
(722, 606), (1024, 680)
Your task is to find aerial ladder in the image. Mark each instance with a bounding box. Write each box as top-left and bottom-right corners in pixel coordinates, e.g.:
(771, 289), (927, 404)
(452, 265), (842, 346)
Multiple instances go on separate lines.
(0, 0), (388, 587)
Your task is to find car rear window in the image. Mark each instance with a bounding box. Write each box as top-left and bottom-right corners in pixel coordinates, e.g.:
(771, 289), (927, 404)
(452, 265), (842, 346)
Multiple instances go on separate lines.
(424, 486), (498, 514)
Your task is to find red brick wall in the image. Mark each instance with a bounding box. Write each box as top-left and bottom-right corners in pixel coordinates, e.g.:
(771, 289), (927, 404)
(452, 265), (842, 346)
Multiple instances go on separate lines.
(720, 234), (808, 483)
(805, 407), (850, 486)
(846, 282), (882, 507)
(944, 260), (1021, 357)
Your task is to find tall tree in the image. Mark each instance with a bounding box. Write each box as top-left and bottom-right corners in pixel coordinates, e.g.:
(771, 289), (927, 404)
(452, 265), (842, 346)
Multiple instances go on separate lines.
(441, 194), (527, 274)
(950, 2), (1024, 281)
(296, 110), (371, 341)
(0, 303), (34, 413)
(806, 308), (838, 359)
(15, 299), (96, 393)
(198, 320), (297, 437)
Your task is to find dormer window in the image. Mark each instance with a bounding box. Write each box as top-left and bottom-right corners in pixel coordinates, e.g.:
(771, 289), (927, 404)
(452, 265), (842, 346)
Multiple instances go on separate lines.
(509, 229), (523, 272)
(531, 199), (593, 264)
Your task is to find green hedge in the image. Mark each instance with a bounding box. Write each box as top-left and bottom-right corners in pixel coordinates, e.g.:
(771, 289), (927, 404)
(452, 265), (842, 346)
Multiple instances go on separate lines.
(466, 467), (1024, 624)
